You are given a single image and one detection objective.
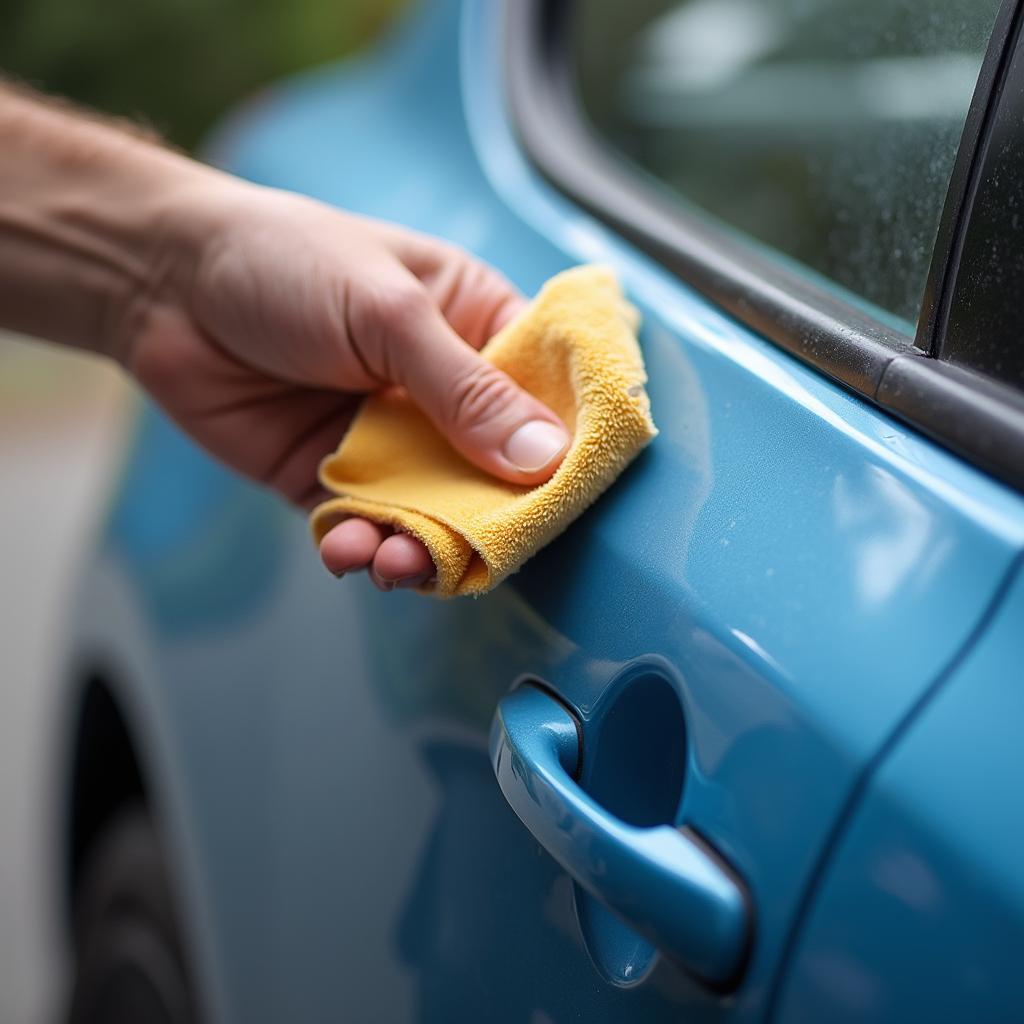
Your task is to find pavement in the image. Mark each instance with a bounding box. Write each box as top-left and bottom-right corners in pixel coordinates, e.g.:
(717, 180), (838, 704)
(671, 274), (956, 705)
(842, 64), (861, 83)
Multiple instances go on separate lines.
(0, 332), (131, 1024)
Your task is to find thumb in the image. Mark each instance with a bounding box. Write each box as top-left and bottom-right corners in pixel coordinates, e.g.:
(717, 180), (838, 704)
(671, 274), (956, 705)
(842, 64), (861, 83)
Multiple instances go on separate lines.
(395, 296), (570, 485)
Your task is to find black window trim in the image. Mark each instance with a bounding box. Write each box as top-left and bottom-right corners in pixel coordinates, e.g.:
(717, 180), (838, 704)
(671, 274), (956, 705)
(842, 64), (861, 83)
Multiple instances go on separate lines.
(504, 0), (1024, 493)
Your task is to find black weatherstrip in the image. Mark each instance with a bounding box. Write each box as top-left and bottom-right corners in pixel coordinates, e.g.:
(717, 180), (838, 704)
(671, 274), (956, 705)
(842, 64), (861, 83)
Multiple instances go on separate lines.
(915, 0), (1021, 356)
(504, 0), (1024, 493)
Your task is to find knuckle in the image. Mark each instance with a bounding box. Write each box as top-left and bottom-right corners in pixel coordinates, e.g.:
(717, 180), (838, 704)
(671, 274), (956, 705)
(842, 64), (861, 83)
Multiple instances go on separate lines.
(452, 258), (503, 305)
(449, 363), (520, 430)
(348, 280), (434, 383)
(438, 239), (470, 265)
(373, 281), (432, 333)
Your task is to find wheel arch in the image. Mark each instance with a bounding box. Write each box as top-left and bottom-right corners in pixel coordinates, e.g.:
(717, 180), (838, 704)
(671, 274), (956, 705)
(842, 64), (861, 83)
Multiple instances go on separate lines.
(62, 663), (153, 930)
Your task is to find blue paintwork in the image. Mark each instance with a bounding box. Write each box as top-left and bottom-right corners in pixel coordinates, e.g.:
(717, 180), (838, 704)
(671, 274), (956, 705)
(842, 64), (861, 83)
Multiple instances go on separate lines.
(65, 0), (1024, 1022)
(774, 557), (1024, 1021)
(491, 685), (749, 987)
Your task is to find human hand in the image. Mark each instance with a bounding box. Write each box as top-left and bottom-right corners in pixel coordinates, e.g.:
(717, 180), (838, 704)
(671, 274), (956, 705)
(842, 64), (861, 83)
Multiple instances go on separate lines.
(129, 181), (570, 590)
(0, 86), (568, 589)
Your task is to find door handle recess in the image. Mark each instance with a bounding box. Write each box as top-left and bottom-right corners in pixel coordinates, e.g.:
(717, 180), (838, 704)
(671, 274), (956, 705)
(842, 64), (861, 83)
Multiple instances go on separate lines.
(489, 685), (751, 989)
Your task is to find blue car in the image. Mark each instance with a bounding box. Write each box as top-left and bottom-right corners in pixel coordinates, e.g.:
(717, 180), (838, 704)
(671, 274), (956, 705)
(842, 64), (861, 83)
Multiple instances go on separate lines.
(61, 0), (1024, 1021)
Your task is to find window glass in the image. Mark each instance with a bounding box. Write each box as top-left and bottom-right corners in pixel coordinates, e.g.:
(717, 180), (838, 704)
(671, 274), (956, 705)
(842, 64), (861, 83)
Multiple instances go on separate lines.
(572, 0), (1002, 330)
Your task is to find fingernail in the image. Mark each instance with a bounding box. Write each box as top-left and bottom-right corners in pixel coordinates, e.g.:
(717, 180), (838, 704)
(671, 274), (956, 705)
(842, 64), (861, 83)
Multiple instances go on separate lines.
(504, 420), (569, 472)
(370, 570), (394, 592)
(332, 570), (346, 580)
(396, 571), (433, 590)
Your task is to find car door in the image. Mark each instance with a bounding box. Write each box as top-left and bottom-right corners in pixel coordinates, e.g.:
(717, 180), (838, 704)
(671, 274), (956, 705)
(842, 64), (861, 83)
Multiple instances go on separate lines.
(168, 0), (1024, 1020)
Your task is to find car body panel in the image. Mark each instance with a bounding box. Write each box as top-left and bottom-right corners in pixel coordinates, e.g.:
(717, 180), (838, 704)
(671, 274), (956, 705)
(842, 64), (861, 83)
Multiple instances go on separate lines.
(68, 1), (1024, 1021)
(774, 558), (1024, 1022)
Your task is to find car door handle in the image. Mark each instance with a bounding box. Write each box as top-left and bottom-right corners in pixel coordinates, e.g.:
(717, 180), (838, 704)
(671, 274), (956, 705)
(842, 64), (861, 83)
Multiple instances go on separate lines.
(489, 685), (751, 988)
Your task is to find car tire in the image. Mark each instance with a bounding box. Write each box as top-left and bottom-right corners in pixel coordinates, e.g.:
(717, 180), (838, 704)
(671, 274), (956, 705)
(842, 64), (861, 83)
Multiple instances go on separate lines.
(67, 805), (200, 1024)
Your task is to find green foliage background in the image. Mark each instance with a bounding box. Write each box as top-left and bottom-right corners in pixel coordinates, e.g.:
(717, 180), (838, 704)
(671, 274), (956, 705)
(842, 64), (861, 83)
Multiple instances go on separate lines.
(1, 0), (406, 150)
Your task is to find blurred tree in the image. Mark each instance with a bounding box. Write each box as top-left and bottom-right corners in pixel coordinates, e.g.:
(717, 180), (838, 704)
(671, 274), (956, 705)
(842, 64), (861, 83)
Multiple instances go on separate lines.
(0, 0), (406, 150)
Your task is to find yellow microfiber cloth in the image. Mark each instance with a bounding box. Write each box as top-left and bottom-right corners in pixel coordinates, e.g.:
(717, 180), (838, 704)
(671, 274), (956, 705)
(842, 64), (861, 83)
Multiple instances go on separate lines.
(309, 265), (657, 597)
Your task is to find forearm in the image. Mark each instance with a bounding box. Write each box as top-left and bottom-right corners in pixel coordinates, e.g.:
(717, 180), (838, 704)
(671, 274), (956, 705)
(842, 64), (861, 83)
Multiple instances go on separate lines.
(0, 83), (221, 360)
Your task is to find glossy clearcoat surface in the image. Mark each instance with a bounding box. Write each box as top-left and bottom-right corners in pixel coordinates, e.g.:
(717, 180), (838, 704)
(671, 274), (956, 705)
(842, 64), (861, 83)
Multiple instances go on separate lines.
(68, 1), (1024, 1022)
(491, 686), (749, 986)
(776, 559), (1024, 1021)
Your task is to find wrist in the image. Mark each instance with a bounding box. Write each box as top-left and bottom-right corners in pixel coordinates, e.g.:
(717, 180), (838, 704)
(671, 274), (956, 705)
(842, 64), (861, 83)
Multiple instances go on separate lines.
(113, 158), (251, 364)
(0, 84), (234, 360)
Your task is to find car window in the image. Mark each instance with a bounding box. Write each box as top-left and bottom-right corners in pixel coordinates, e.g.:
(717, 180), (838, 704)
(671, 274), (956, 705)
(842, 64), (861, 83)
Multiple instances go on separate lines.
(571, 0), (1003, 332)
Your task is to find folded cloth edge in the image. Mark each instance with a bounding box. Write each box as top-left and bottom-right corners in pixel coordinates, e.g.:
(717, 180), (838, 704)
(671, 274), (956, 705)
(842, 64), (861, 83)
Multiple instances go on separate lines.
(310, 264), (657, 597)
